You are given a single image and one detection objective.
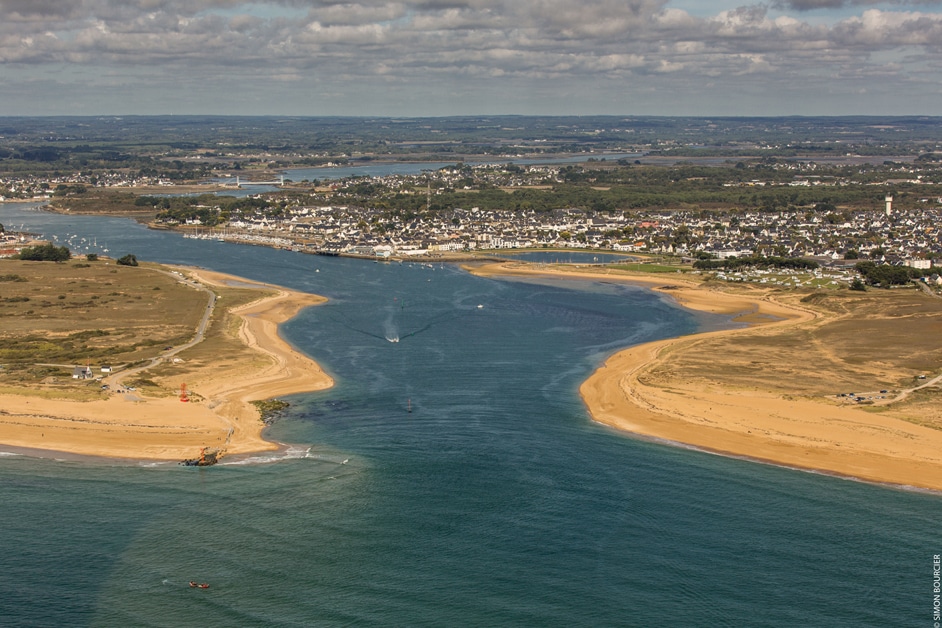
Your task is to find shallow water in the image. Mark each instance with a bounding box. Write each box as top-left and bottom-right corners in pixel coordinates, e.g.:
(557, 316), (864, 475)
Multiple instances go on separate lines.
(1, 202), (938, 627)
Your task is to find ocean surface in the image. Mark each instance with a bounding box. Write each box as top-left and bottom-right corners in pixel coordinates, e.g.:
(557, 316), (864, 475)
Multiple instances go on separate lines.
(1, 202), (940, 627)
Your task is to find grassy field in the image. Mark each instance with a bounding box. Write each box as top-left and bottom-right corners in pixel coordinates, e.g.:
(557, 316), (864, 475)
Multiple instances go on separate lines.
(48, 190), (158, 221)
(143, 282), (277, 398)
(0, 259), (209, 387)
(610, 262), (685, 273)
(644, 284), (942, 427)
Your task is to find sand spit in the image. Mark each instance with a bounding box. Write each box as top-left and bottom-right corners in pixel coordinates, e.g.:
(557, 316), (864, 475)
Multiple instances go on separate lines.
(472, 262), (942, 492)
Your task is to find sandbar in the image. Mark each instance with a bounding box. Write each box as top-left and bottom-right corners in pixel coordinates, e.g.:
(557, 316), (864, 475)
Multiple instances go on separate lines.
(0, 268), (333, 462)
(472, 262), (942, 492)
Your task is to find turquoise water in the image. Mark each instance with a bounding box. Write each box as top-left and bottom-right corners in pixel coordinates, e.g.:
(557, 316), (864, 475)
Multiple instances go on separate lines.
(1, 203), (940, 627)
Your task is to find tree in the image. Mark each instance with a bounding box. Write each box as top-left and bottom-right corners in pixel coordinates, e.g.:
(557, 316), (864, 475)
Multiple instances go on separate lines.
(86, 253), (98, 261)
(117, 254), (139, 267)
(16, 243), (71, 262)
(849, 277), (867, 291)
(855, 260), (915, 288)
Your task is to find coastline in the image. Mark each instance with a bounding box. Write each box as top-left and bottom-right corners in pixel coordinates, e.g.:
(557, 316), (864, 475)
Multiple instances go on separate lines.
(0, 268), (333, 462)
(471, 262), (942, 492)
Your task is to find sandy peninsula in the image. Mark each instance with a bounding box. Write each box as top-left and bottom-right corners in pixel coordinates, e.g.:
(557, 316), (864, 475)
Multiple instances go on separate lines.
(0, 268), (333, 462)
(471, 262), (942, 492)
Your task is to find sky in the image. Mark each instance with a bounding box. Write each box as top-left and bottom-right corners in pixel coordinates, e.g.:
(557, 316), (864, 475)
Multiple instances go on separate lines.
(1, 0), (942, 117)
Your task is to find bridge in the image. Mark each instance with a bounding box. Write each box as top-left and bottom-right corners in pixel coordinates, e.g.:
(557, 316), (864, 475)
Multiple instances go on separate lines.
(229, 175), (285, 187)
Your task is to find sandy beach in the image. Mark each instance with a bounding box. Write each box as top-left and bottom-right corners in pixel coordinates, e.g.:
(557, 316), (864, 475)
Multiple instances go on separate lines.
(472, 262), (942, 492)
(0, 268), (333, 462)
(6, 257), (942, 490)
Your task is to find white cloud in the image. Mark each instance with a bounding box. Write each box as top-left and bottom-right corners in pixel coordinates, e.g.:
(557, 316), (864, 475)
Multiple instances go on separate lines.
(1, 0), (942, 114)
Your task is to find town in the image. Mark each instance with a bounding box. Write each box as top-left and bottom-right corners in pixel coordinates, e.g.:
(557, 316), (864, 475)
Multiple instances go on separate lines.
(3, 115), (942, 290)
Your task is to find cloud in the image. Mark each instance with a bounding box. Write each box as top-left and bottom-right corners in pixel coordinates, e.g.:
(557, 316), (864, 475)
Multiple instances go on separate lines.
(773, 0), (942, 10)
(831, 8), (942, 46)
(1, 0), (942, 114)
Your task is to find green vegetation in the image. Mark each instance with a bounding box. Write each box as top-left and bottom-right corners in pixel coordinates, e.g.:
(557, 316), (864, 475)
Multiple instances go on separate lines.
(117, 254), (139, 267)
(693, 256), (819, 271)
(611, 262), (683, 273)
(0, 260), (207, 383)
(11, 114), (939, 233)
(3, 116), (942, 172)
(250, 399), (291, 424)
(6, 115), (942, 214)
(16, 243), (71, 262)
(0, 329), (112, 362)
(137, 194), (272, 227)
(854, 261), (926, 287)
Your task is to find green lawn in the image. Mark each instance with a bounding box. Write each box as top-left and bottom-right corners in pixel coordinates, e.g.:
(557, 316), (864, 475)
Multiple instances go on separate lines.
(611, 263), (686, 273)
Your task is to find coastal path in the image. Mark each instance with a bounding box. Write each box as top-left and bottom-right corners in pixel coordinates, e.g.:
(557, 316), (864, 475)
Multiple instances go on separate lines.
(102, 269), (217, 392)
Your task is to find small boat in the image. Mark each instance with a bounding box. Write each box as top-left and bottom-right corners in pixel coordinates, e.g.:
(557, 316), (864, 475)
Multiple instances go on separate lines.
(189, 581), (210, 589)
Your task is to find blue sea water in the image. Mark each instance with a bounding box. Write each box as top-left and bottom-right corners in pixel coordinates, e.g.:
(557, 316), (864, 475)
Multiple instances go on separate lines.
(1, 202), (940, 627)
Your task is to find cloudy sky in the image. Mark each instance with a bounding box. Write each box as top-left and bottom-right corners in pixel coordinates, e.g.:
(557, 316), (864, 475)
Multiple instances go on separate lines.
(1, 0), (941, 116)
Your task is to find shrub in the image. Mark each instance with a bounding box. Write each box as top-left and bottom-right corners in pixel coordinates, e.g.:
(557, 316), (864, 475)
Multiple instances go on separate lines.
(16, 243), (71, 262)
(854, 261), (922, 288)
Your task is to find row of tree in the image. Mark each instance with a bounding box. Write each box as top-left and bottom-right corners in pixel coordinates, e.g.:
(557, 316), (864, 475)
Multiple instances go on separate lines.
(692, 256), (819, 271)
(13, 244), (137, 266)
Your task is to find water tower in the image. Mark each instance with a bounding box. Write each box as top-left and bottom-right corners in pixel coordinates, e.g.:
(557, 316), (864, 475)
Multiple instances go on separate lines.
(885, 195), (893, 216)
